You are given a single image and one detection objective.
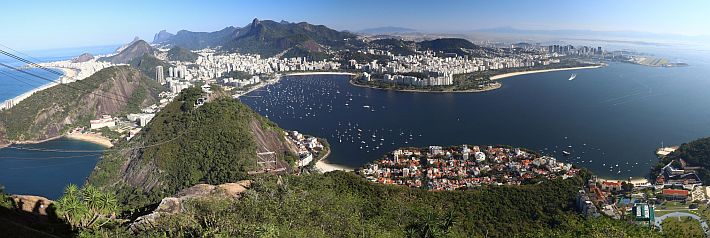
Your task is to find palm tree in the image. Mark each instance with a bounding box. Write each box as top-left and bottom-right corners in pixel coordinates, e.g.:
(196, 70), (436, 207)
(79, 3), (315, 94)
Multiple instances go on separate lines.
(56, 184), (87, 229)
(55, 184), (118, 230)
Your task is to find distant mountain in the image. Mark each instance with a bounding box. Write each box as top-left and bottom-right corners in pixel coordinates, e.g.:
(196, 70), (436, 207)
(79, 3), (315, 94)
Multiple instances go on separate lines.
(156, 26), (238, 50)
(152, 30), (175, 43)
(153, 18), (361, 58)
(417, 38), (480, 56)
(359, 26), (418, 34)
(166, 46), (199, 62)
(100, 40), (155, 64)
(225, 18), (360, 57)
(472, 27), (710, 44)
(71, 53), (94, 63)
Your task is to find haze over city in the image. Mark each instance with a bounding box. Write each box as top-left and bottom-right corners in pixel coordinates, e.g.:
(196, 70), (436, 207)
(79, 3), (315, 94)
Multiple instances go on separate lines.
(2, 0), (709, 50)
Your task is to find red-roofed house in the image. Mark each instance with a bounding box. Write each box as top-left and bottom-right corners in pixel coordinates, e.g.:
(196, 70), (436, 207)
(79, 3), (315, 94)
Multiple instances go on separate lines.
(662, 189), (689, 201)
(601, 181), (622, 192)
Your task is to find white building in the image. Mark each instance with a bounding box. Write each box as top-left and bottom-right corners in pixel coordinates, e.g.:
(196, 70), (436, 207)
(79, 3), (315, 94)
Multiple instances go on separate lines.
(90, 115), (115, 129)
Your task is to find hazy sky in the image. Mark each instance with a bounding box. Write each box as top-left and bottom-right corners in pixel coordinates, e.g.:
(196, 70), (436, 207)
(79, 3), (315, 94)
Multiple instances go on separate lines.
(2, 0), (709, 50)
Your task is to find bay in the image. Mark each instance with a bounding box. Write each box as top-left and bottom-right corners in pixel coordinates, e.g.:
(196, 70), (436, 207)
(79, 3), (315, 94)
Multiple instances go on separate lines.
(241, 59), (710, 179)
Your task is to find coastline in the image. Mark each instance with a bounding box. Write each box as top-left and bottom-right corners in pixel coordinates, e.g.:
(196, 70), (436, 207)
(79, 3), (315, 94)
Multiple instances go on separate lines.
(0, 66), (78, 111)
(285, 71), (356, 76)
(489, 65), (604, 80)
(313, 148), (353, 172)
(65, 132), (113, 148)
(347, 64), (603, 93)
(349, 80), (502, 93)
(315, 159), (353, 173)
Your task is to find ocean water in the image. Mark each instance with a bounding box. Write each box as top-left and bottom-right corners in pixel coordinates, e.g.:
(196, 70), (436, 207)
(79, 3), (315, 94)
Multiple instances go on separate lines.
(0, 138), (104, 199)
(241, 53), (710, 179)
(0, 45), (118, 198)
(0, 44), (120, 102)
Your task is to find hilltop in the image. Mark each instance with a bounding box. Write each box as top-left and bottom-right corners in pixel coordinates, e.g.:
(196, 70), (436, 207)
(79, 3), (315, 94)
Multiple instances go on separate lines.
(100, 40), (155, 64)
(87, 87), (298, 209)
(0, 66), (163, 146)
(417, 38), (481, 56)
(71, 52), (94, 63)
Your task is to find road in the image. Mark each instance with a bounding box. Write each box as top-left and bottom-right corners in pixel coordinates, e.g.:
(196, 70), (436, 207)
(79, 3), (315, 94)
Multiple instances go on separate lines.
(654, 211), (709, 236)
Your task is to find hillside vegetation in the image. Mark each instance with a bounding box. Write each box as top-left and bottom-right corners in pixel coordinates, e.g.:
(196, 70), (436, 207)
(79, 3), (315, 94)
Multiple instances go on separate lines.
(88, 87), (296, 209)
(0, 66), (162, 144)
(653, 137), (710, 183)
(125, 172), (660, 237)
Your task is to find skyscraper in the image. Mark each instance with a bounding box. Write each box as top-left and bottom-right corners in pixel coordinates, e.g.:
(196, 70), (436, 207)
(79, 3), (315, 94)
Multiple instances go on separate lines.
(155, 66), (165, 85)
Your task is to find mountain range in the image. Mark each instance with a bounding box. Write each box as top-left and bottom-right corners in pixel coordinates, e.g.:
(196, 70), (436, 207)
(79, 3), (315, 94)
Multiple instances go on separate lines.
(152, 18), (362, 58)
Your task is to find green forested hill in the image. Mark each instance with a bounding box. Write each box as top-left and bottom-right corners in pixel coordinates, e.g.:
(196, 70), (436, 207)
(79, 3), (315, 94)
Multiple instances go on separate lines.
(166, 46), (199, 62)
(88, 87), (295, 209)
(653, 137), (710, 183)
(0, 66), (162, 144)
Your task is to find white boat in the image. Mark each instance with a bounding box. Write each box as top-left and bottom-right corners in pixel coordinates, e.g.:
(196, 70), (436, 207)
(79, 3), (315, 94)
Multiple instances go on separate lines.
(568, 74), (577, 81)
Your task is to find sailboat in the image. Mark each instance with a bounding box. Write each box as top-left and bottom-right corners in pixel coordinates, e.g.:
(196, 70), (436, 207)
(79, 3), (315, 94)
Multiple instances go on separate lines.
(568, 73), (577, 81)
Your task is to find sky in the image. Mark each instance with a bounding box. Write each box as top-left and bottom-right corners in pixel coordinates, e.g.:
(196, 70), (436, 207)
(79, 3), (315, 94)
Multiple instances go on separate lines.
(2, 0), (709, 50)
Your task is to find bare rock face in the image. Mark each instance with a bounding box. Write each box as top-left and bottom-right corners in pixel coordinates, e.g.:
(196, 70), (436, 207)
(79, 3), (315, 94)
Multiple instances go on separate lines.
(9, 195), (54, 216)
(129, 180), (251, 232)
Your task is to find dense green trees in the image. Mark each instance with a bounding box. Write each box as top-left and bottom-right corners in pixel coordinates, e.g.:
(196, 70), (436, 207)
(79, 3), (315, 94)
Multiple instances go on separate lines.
(125, 172), (659, 237)
(88, 87), (269, 209)
(654, 137), (710, 183)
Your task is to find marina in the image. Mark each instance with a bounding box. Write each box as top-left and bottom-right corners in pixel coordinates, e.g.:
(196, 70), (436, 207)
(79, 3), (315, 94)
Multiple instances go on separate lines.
(241, 60), (710, 179)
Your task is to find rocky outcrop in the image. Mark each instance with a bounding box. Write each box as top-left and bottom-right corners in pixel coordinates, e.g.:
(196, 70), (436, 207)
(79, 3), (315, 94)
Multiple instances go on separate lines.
(100, 40), (155, 64)
(152, 30), (175, 43)
(71, 53), (94, 63)
(129, 181), (251, 232)
(9, 195), (54, 216)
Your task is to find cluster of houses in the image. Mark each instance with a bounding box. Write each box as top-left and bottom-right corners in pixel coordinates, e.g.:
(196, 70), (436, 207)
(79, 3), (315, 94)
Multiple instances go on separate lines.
(577, 158), (704, 224)
(285, 131), (325, 167)
(360, 145), (578, 190)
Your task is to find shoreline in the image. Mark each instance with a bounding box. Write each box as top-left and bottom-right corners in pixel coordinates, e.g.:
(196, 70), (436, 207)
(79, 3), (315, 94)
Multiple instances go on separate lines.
(349, 80), (502, 93)
(489, 65), (604, 80)
(284, 71), (356, 76)
(0, 66), (78, 111)
(315, 159), (353, 173)
(65, 132), (113, 148)
(347, 64), (603, 93)
(0, 133), (113, 149)
(314, 148), (353, 172)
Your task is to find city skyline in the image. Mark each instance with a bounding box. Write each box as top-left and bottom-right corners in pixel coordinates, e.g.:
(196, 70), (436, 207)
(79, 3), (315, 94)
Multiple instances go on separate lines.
(2, 0), (709, 50)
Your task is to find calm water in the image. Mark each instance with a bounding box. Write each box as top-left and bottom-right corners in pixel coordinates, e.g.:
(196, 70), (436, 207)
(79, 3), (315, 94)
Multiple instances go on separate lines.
(0, 45), (117, 198)
(241, 58), (710, 178)
(0, 138), (104, 199)
(0, 44), (120, 101)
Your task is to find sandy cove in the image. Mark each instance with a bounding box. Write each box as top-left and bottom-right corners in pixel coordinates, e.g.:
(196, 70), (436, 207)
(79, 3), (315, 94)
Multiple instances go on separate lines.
(65, 132), (113, 148)
(315, 160), (353, 172)
(313, 148), (353, 172)
(489, 65), (604, 80)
